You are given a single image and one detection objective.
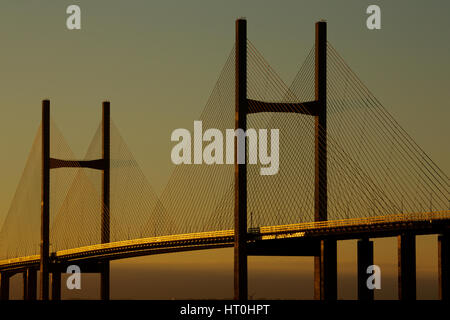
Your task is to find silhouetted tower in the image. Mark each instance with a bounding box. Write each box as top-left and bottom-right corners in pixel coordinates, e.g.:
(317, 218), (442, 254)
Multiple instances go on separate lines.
(101, 102), (111, 300)
(40, 100), (50, 300)
(234, 18), (248, 301)
(40, 100), (111, 300)
(312, 21), (337, 301)
(233, 20), (337, 300)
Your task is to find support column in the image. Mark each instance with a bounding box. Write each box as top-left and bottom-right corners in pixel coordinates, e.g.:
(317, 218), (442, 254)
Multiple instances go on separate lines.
(100, 262), (110, 300)
(438, 233), (449, 300)
(234, 18), (248, 301)
(40, 99), (50, 300)
(23, 271), (28, 300)
(0, 272), (10, 300)
(313, 20), (336, 300)
(27, 268), (37, 300)
(357, 238), (374, 300)
(51, 272), (61, 300)
(314, 238), (337, 300)
(398, 233), (416, 300)
(101, 101), (111, 300)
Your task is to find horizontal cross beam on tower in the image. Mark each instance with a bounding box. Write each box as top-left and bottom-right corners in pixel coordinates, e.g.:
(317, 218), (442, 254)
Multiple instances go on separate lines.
(49, 158), (105, 170)
(38, 100), (111, 300)
(247, 99), (321, 115)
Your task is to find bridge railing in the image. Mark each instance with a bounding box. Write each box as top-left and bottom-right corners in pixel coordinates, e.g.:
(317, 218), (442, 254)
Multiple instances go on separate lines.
(258, 210), (450, 237)
(54, 229), (235, 258)
(0, 254), (40, 267)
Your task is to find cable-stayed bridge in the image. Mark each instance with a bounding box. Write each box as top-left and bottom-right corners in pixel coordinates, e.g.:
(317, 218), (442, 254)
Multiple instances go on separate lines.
(0, 20), (448, 301)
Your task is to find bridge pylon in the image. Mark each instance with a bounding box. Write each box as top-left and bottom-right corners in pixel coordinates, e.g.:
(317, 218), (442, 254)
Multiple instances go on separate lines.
(234, 18), (248, 301)
(234, 19), (337, 300)
(39, 100), (111, 300)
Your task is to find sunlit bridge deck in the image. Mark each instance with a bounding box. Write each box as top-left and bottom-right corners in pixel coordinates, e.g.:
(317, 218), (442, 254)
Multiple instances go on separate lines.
(1, 211), (448, 271)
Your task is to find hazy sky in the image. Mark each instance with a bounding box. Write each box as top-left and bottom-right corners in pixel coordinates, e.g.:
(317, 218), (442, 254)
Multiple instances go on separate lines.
(0, 1), (449, 299)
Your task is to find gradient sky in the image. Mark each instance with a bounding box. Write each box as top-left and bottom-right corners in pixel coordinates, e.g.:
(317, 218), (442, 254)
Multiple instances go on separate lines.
(0, 1), (449, 299)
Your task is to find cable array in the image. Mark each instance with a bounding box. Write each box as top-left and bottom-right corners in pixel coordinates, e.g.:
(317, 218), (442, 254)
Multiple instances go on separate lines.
(0, 39), (447, 259)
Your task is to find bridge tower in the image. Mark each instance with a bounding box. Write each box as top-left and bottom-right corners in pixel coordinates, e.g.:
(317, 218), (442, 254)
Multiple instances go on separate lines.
(234, 19), (337, 300)
(311, 20), (338, 301)
(41, 100), (50, 300)
(40, 100), (111, 300)
(234, 18), (248, 301)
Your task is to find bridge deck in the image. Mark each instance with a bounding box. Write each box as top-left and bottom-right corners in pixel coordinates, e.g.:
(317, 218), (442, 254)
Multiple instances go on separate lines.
(0, 211), (449, 272)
